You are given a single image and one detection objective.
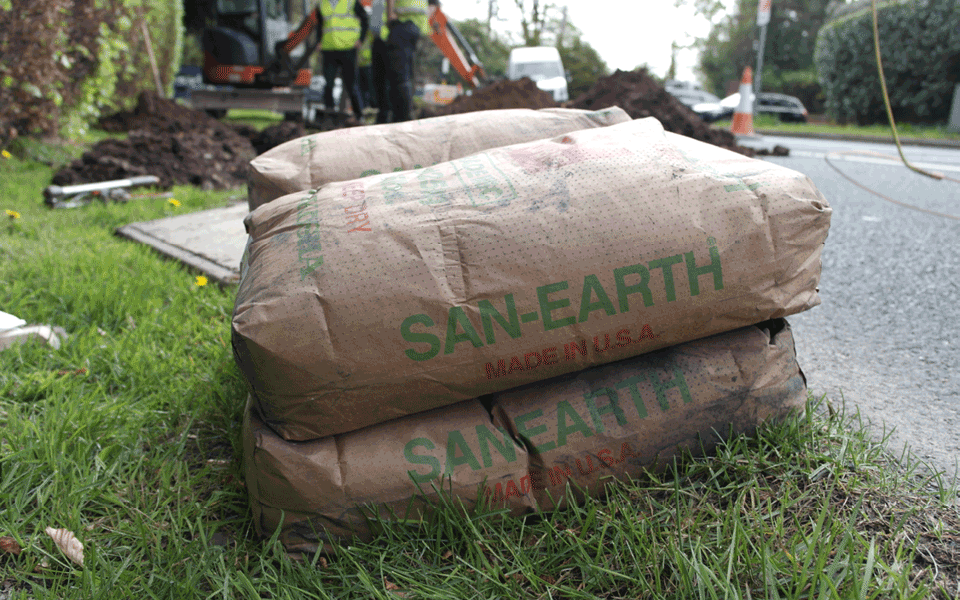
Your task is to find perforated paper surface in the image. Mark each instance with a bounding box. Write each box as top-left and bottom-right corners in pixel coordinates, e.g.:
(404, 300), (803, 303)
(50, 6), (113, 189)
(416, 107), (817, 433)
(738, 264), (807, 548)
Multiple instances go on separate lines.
(233, 118), (831, 440)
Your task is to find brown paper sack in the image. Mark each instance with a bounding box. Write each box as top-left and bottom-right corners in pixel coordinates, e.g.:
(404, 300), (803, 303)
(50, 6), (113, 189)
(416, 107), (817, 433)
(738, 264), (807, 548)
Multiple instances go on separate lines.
(244, 319), (806, 556)
(233, 117), (831, 440)
(247, 107), (632, 211)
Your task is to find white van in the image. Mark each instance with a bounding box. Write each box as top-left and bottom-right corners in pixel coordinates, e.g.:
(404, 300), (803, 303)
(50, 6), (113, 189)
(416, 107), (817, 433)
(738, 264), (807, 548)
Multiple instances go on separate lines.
(507, 46), (569, 103)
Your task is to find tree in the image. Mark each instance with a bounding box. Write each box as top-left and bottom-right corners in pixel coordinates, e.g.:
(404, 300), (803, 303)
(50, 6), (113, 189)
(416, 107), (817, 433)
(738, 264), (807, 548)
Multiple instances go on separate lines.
(557, 25), (608, 99)
(511, 0), (565, 47)
(687, 0), (832, 109)
(673, 0), (728, 22)
(696, 0), (756, 95)
(764, 0), (832, 72)
(413, 4), (606, 101)
(506, 0), (608, 88)
(453, 18), (512, 80)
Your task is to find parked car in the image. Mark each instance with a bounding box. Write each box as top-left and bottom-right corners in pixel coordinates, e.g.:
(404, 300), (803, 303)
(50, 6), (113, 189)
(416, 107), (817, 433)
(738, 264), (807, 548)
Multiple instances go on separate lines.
(668, 87), (722, 110)
(691, 100), (728, 122)
(664, 81), (737, 123)
(715, 92), (809, 123)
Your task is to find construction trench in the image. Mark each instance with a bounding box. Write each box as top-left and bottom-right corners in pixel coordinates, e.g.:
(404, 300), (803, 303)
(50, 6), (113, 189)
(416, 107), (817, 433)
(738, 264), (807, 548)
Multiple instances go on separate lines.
(51, 70), (760, 189)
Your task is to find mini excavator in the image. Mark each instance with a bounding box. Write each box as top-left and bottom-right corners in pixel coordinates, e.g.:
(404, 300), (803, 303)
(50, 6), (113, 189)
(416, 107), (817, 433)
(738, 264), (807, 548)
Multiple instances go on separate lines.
(191, 0), (484, 120)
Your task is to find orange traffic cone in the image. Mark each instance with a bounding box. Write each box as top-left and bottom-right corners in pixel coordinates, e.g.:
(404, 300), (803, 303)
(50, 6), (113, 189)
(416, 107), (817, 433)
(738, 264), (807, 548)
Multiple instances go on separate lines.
(730, 67), (755, 136)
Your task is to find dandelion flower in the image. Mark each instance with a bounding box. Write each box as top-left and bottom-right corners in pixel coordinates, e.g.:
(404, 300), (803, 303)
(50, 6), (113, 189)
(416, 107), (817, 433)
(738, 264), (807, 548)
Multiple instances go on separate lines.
(168, 198), (181, 208)
(195, 275), (208, 287)
(5, 209), (20, 219)
(1, 150), (11, 159)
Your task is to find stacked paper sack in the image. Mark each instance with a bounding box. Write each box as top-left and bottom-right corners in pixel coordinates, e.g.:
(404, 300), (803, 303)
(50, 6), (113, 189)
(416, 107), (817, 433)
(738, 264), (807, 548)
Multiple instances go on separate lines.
(232, 107), (832, 555)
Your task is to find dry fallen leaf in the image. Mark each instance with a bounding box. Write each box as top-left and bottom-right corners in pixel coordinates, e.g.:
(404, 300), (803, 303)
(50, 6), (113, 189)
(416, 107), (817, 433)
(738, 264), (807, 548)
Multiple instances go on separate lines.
(56, 368), (87, 377)
(44, 527), (83, 567)
(0, 536), (21, 555)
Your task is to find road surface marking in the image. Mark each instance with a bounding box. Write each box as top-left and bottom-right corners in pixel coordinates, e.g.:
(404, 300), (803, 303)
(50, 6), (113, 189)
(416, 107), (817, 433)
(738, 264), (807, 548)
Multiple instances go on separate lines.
(789, 150), (960, 173)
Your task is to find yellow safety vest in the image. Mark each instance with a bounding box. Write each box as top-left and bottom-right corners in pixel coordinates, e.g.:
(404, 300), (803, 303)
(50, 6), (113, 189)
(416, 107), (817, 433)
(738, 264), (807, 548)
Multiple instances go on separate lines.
(380, 0), (429, 41)
(357, 31), (373, 67)
(320, 0), (361, 51)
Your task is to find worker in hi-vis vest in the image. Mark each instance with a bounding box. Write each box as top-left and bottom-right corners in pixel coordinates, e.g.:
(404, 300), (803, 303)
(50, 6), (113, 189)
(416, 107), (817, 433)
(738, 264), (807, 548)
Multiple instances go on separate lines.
(356, 28), (375, 111)
(316, 0), (369, 121)
(371, 0), (436, 123)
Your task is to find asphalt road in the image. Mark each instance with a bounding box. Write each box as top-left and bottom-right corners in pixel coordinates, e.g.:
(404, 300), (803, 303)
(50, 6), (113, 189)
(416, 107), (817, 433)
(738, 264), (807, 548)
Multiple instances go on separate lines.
(743, 134), (960, 477)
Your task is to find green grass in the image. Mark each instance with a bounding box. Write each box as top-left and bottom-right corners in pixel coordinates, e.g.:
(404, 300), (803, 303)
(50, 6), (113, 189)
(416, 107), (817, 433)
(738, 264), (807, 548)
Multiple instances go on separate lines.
(717, 114), (960, 142)
(1, 147), (959, 599)
(223, 109), (285, 130)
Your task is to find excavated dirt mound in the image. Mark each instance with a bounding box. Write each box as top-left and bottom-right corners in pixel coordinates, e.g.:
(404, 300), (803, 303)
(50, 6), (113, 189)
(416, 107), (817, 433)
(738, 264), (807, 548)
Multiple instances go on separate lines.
(248, 120), (310, 156)
(53, 70), (753, 191)
(52, 93), (310, 190)
(422, 71), (751, 157)
(570, 69), (752, 156)
(427, 77), (558, 117)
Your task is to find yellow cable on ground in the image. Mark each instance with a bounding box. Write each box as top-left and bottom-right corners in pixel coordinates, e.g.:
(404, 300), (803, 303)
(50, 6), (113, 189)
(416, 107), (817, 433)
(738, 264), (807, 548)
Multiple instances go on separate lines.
(871, 0), (944, 180)
(820, 0), (960, 220)
(766, 3), (959, 220)
(824, 150), (960, 221)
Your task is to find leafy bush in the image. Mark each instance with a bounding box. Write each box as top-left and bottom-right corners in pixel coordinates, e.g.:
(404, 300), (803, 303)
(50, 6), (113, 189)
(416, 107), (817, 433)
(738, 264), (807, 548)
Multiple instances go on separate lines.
(181, 32), (206, 69)
(108, 0), (184, 111)
(0, 0), (183, 146)
(814, 0), (960, 125)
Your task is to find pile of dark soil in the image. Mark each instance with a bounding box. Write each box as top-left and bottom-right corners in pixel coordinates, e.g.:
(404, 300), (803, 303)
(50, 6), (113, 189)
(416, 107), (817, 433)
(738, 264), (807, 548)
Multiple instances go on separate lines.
(423, 71), (752, 156)
(570, 69), (752, 156)
(247, 120), (310, 156)
(428, 77), (557, 116)
(52, 93), (310, 190)
(52, 70), (756, 191)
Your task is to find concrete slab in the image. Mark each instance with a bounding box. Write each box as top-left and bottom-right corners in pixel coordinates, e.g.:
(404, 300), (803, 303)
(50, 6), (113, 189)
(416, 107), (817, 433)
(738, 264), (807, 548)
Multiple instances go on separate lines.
(116, 202), (249, 285)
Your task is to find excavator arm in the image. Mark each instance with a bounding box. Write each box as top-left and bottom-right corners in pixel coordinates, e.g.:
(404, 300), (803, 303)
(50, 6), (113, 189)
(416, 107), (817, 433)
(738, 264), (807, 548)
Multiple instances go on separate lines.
(428, 5), (485, 88)
(255, 8), (322, 87)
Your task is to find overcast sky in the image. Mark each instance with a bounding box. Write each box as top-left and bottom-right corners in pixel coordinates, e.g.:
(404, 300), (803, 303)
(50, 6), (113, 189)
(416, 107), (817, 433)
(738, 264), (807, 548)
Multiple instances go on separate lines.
(446, 0), (733, 83)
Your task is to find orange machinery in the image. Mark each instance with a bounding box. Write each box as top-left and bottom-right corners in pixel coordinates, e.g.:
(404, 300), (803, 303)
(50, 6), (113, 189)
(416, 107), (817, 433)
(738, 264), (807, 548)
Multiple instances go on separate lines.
(191, 0), (483, 118)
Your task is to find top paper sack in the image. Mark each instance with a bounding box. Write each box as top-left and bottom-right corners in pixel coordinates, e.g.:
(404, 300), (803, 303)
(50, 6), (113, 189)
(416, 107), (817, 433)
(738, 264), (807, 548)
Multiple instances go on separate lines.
(232, 117), (831, 441)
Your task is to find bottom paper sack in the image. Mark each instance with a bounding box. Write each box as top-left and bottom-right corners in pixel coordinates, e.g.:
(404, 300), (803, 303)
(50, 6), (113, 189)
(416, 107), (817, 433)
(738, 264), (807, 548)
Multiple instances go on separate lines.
(243, 319), (806, 555)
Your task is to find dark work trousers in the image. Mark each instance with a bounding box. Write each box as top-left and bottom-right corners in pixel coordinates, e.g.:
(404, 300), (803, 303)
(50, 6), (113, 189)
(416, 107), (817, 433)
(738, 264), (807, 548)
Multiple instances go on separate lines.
(321, 49), (364, 116)
(384, 19), (420, 123)
(372, 36), (392, 123)
(358, 65), (375, 109)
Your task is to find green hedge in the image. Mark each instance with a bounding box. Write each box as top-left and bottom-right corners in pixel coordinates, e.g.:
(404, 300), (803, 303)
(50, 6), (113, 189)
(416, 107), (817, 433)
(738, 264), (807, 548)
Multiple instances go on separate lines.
(814, 0), (960, 125)
(760, 68), (825, 115)
(0, 0), (183, 145)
